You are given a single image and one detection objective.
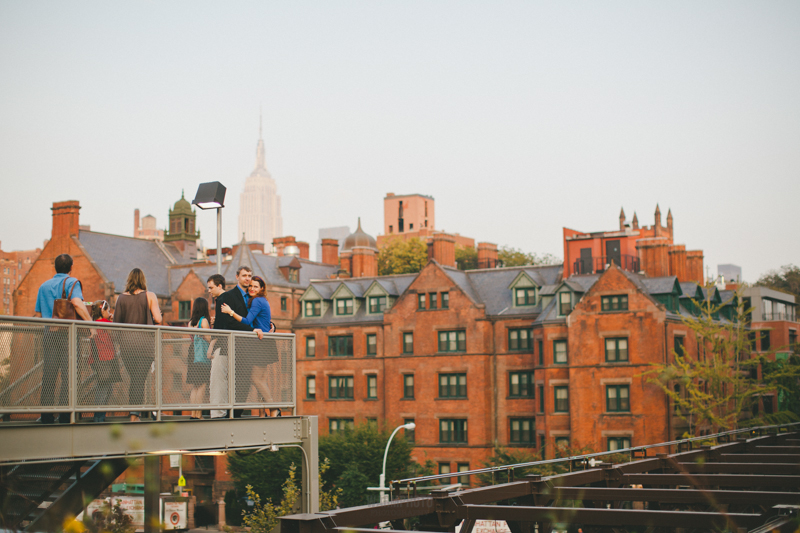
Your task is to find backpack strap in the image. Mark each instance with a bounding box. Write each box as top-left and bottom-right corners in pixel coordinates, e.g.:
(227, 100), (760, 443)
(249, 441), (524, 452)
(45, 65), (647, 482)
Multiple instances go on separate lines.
(66, 278), (81, 300)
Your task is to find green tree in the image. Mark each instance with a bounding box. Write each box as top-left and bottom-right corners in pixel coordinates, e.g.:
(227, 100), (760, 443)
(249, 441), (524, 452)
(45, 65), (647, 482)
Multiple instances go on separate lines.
(758, 353), (800, 416)
(497, 246), (560, 267)
(377, 237), (428, 275)
(756, 264), (800, 301)
(455, 245), (478, 270)
(241, 459), (340, 533)
(230, 424), (421, 511)
(643, 294), (772, 435)
(228, 446), (301, 505)
(319, 423), (420, 504)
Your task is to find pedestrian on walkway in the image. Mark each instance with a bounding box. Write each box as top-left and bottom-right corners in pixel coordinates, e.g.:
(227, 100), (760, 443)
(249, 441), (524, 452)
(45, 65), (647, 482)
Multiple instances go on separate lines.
(206, 274), (228, 419)
(34, 253), (92, 424)
(114, 268), (162, 422)
(89, 300), (119, 422)
(187, 297), (212, 419)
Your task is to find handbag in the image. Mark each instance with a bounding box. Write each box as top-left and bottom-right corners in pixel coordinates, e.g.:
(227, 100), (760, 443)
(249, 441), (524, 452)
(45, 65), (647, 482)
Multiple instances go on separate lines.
(53, 277), (84, 320)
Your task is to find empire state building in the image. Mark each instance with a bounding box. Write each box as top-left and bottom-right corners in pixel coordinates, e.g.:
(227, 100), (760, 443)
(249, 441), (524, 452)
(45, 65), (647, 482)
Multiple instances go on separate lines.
(238, 121), (283, 248)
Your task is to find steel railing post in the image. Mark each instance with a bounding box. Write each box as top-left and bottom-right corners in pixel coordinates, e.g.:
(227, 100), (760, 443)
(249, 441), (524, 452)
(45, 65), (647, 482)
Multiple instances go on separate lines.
(69, 321), (77, 423)
(228, 332), (235, 418)
(155, 327), (162, 421)
(292, 334), (296, 413)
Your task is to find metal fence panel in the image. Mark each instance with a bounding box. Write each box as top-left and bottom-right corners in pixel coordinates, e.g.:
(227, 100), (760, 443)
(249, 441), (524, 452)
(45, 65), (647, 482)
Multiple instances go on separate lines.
(0, 316), (295, 418)
(233, 335), (295, 407)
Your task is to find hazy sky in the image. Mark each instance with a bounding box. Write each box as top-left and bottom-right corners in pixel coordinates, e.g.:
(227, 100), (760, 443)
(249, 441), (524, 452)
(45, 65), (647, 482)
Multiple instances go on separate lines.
(1, 1), (798, 282)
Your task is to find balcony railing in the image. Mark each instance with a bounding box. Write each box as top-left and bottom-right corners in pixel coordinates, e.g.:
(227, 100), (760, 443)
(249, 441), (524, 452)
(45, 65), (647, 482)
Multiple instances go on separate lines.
(762, 312), (797, 322)
(0, 316), (295, 422)
(573, 254), (640, 275)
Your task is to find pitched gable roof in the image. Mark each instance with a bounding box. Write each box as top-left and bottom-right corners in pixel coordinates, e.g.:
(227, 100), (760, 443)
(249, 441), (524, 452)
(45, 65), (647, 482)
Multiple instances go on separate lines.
(78, 230), (178, 297)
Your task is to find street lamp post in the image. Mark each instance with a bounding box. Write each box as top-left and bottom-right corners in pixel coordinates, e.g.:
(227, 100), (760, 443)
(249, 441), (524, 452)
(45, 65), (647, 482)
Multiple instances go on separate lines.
(191, 181), (227, 274)
(379, 422), (415, 504)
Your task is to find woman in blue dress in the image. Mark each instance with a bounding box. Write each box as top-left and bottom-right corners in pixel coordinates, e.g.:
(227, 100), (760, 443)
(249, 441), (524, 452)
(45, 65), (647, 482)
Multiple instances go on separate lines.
(221, 276), (274, 415)
(221, 275), (271, 330)
(187, 297), (212, 419)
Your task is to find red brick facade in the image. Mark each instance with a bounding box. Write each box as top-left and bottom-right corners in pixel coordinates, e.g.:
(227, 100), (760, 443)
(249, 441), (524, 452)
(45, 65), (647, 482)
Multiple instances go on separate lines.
(563, 206), (704, 284)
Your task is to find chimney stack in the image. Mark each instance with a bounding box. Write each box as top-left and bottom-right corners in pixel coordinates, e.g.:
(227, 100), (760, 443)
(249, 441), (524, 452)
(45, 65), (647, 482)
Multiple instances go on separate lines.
(296, 241), (310, 260)
(686, 251), (704, 284)
(668, 244), (687, 282)
(321, 238), (339, 266)
(477, 242), (499, 269)
(52, 201), (81, 238)
(636, 238), (670, 278)
(134, 208), (140, 238)
(428, 233), (456, 267)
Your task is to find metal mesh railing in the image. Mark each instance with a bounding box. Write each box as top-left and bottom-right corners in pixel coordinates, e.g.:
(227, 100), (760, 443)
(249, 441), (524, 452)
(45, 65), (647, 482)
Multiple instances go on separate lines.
(0, 316), (295, 420)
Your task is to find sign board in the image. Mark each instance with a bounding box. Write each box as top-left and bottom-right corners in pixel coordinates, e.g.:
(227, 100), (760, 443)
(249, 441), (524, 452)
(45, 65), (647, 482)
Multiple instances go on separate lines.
(82, 495), (189, 532)
(162, 499), (188, 530)
(170, 455), (181, 469)
(178, 475), (186, 487)
(85, 496), (145, 531)
(456, 520), (511, 533)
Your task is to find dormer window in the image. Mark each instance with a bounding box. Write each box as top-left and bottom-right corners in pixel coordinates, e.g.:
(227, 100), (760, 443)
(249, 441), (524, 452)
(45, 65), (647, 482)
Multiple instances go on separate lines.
(515, 288), (535, 306)
(288, 268), (299, 283)
(369, 296), (387, 313)
(558, 292), (572, 316)
(305, 300), (321, 317)
(336, 298), (354, 316)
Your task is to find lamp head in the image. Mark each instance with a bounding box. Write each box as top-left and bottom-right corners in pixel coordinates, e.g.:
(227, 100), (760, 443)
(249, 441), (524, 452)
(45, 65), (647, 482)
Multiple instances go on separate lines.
(269, 445), (279, 452)
(403, 422), (416, 430)
(192, 181), (227, 209)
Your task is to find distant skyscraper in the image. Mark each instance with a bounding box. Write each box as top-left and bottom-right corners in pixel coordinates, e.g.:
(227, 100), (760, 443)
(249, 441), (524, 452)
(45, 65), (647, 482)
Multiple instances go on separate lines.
(238, 117), (283, 249)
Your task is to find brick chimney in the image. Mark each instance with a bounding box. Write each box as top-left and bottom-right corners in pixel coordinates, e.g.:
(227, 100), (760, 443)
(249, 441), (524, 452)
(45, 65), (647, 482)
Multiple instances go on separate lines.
(321, 238), (339, 266)
(351, 248), (377, 277)
(134, 208), (140, 238)
(686, 250), (704, 284)
(52, 201), (81, 238)
(296, 241), (310, 260)
(477, 242), (498, 269)
(428, 233), (456, 268)
(636, 238), (670, 278)
(273, 236), (296, 257)
(668, 244), (687, 282)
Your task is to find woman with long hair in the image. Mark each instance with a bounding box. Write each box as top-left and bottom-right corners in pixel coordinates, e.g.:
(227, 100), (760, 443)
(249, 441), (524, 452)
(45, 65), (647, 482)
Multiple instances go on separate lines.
(221, 276), (274, 415)
(114, 268), (162, 421)
(187, 297), (212, 419)
(220, 276), (271, 330)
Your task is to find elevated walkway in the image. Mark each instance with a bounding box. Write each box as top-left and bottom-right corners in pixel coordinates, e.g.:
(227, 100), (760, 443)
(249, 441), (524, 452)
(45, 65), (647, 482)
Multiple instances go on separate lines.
(0, 316), (318, 532)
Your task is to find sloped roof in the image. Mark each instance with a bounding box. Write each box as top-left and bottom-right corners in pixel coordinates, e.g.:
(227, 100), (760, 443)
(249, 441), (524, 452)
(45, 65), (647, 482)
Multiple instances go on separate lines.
(680, 282), (704, 299)
(79, 230), (178, 297)
(533, 296), (561, 324)
(640, 276), (681, 295)
(442, 267), (482, 305)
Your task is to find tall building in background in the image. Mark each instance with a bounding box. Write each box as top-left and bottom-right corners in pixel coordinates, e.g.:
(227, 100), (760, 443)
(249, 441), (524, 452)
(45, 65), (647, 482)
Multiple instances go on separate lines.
(238, 118), (282, 249)
(316, 226), (350, 263)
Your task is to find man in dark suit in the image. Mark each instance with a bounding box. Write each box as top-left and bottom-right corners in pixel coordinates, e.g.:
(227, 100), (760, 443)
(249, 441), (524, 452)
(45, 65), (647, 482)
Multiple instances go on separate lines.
(213, 266), (263, 417)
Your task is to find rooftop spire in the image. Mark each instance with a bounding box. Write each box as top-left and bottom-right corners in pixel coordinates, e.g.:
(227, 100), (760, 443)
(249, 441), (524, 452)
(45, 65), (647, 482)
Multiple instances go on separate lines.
(255, 111), (266, 171)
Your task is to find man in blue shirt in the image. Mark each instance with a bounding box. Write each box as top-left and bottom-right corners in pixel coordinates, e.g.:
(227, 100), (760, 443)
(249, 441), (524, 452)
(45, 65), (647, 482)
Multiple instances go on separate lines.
(34, 254), (91, 423)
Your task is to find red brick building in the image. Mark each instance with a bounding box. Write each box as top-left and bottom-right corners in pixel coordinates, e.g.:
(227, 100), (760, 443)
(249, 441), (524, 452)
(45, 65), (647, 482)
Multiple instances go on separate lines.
(294, 237), (760, 474)
(14, 199), (338, 330)
(1, 241), (42, 315)
(563, 205), (704, 283)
